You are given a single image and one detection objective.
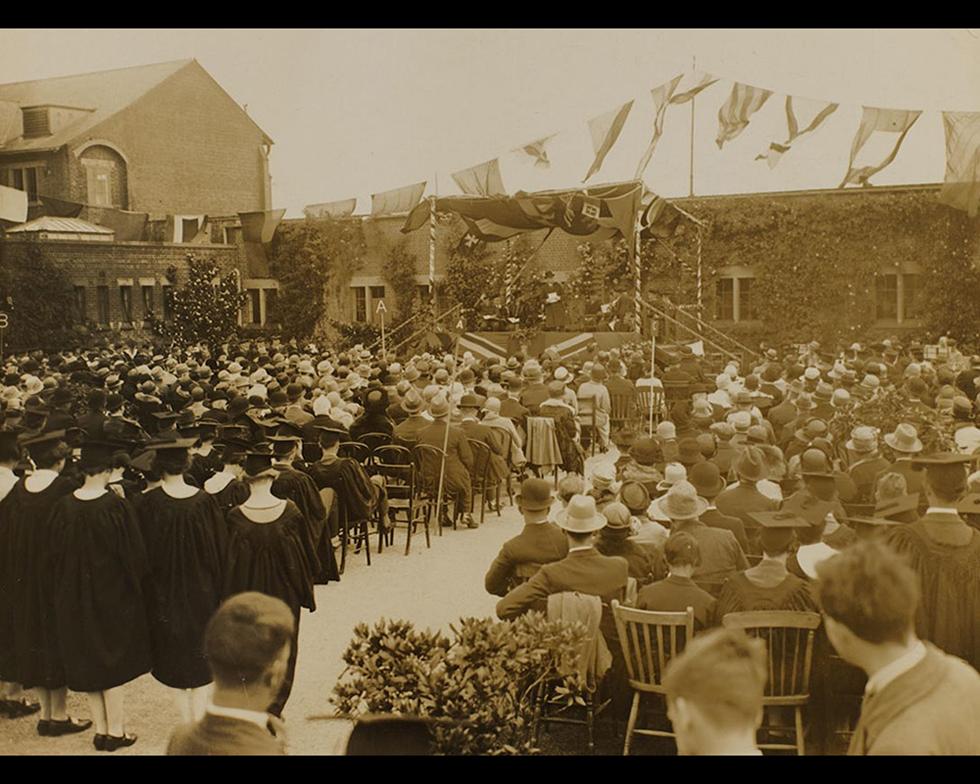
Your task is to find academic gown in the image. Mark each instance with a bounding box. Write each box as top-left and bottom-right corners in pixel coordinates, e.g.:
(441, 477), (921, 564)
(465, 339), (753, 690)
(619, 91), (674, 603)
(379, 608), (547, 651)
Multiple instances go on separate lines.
(272, 464), (338, 584)
(188, 450), (224, 487)
(303, 457), (377, 541)
(203, 472), (250, 513)
(0, 475), (78, 688)
(49, 491), (153, 692)
(137, 488), (228, 688)
(715, 570), (817, 618)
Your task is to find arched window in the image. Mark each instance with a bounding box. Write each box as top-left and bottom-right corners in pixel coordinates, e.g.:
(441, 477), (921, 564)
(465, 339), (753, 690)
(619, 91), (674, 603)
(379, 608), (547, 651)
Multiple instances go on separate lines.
(78, 144), (128, 209)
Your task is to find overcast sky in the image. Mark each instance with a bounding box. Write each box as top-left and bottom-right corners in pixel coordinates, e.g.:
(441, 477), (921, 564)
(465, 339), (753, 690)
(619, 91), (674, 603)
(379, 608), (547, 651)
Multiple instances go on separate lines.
(3, 29), (979, 216)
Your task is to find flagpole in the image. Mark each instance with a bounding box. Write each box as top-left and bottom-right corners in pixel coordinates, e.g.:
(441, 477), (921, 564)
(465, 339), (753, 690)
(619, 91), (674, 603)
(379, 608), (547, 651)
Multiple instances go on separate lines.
(434, 320), (463, 533)
(689, 55), (696, 198)
(648, 320), (657, 436)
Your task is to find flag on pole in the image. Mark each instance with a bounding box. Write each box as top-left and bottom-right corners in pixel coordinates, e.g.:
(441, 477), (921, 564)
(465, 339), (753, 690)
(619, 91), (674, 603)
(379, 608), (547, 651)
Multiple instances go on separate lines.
(584, 100), (634, 182)
(371, 181), (426, 217)
(668, 71), (718, 105)
(716, 82), (773, 148)
(939, 111), (980, 217)
(635, 75), (685, 179)
(239, 208), (286, 243)
(514, 135), (556, 168)
(303, 198), (357, 219)
(756, 96), (838, 168)
(840, 107), (921, 187)
(0, 184), (27, 224)
(451, 158), (507, 197)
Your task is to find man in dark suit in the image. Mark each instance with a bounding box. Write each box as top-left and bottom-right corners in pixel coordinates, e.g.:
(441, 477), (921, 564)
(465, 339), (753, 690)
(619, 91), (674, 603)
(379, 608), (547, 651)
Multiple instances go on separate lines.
(500, 377), (530, 430)
(714, 446), (779, 553)
(458, 394), (508, 488)
(636, 532), (717, 629)
(168, 593), (293, 755)
(392, 389), (430, 444)
(678, 346), (705, 385)
(497, 494), (629, 643)
(418, 395), (476, 528)
(688, 461), (749, 553)
(485, 478), (569, 596)
(519, 363), (550, 413)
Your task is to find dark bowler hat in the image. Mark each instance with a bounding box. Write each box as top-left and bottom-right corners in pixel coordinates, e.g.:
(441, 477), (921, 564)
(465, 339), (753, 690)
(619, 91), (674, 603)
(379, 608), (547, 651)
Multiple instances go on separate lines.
(516, 478), (554, 511)
(688, 461), (725, 499)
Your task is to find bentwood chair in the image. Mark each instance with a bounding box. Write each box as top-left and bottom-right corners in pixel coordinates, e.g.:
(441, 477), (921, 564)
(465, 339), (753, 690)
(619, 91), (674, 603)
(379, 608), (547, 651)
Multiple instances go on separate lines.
(612, 602), (695, 755)
(467, 439), (503, 525)
(721, 610), (823, 755)
(359, 431), (392, 457)
(373, 444), (430, 555)
(412, 443), (457, 533)
(339, 441), (371, 465)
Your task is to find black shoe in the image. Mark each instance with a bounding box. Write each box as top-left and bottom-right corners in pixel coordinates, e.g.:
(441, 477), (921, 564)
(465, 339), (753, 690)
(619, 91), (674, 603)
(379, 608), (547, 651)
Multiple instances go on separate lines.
(37, 719), (50, 736)
(101, 733), (137, 751)
(3, 699), (41, 718)
(93, 734), (107, 751)
(46, 717), (93, 737)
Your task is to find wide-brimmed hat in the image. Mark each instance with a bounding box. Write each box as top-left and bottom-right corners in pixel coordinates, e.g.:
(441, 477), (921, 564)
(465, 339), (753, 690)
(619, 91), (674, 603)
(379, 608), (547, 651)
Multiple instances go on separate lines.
(794, 418), (827, 444)
(556, 494), (607, 533)
(846, 425), (878, 453)
(688, 461), (725, 499)
(620, 481), (651, 513)
(591, 465), (621, 494)
(656, 462), (687, 492)
(629, 436), (660, 465)
(653, 480), (708, 521)
(734, 446), (768, 481)
(429, 395), (450, 419)
(516, 477), (554, 511)
(883, 423), (923, 453)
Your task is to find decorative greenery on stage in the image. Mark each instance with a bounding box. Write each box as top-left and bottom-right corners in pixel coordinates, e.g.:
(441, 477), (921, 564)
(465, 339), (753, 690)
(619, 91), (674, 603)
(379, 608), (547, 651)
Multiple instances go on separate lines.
(154, 256), (246, 350)
(333, 614), (588, 755)
(267, 216), (367, 341)
(0, 240), (77, 351)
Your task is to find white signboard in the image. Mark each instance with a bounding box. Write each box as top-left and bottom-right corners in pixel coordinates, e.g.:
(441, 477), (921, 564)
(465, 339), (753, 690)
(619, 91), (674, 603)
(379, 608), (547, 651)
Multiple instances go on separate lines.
(0, 184), (27, 224)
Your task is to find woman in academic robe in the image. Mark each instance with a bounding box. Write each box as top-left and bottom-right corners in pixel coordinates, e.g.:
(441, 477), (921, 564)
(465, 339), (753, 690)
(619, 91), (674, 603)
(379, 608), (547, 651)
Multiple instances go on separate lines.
(203, 438), (251, 512)
(0, 431), (91, 736)
(136, 438), (228, 723)
(48, 439), (152, 752)
(223, 449), (316, 718)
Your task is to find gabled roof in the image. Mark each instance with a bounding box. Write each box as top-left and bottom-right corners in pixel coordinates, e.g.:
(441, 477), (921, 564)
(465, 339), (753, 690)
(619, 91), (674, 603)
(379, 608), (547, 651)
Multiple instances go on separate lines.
(0, 59), (271, 153)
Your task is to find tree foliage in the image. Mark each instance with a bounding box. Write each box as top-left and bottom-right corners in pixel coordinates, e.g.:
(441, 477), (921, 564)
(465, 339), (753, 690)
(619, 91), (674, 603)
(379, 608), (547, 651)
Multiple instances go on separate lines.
(267, 217), (367, 341)
(0, 239), (77, 351)
(154, 256), (246, 350)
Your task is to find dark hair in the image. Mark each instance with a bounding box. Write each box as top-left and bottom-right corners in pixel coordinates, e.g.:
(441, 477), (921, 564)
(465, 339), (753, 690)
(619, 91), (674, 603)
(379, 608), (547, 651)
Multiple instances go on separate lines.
(318, 429), (343, 449)
(663, 628), (768, 729)
(664, 531), (701, 568)
(151, 450), (191, 477)
(111, 450), (131, 471)
(0, 438), (20, 464)
(796, 519), (826, 546)
(205, 592), (295, 688)
(80, 462), (112, 477)
(33, 441), (70, 470)
(87, 389), (107, 411)
(815, 541), (919, 644)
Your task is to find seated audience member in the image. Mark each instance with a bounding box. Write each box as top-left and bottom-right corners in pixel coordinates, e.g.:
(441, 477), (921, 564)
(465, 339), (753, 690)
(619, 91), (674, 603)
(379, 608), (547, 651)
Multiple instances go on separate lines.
(417, 395), (476, 529)
(663, 628), (768, 756)
(716, 511), (819, 617)
(845, 426), (890, 502)
(484, 479), (568, 596)
(635, 532), (716, 629)
(549, 473), (585, 523)
(815, 542), (980, 755)
(688, 461), (749, 553)
(621, 480), (668, 550)
(714, 446), (780, 554)
(614, 436), (663, 497)
(481, 396), (526, 469)
(588, 465), (620, 512)
(391, 390), (429, 444)
(655, 420), (679, 464)
(786, 511), (839, 581)
(594, 502), (664, 587)
(167, 593), (295, 756)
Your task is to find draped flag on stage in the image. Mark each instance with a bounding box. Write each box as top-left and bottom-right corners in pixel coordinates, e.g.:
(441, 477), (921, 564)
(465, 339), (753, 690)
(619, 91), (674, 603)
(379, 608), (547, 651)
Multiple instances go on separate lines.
(83, 206), (149, 241)
(303, 198), (357, 219)
(459, 333), (509, 362)
(584, 100), (634, 182)
(939, 111), (980, 217)
(840, 107), (921, 187)
(0, 184), (28, 224)
(371, 181), (426, 217)
(451, 158), (507, 197)
(635, 75), (684, 179)
(39, 195), (84, 218)
(402, 181), (682, 244)
(239, 208), (286, 243)
(756, 96), (839, 168)
(514, 135), (556, 168)
(716, 82), (773, 148)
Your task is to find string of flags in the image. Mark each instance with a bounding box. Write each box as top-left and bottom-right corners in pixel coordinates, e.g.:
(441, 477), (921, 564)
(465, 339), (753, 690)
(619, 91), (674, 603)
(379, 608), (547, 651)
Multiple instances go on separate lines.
(305, 63), (980, 221)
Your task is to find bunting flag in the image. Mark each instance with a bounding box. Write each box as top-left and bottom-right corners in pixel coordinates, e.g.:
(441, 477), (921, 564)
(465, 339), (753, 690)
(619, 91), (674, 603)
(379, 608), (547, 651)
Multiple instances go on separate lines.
(635, 75), (684, 179)
(716, 82), (773, 149)
(303, 198), (357, 219)
(583, 100), (634, 182)
(39, 195), (84, 218)
(668, 71), (718, 105)
(0, 184), (28, 224)
(371, 181), (426, 217)
(459, 333), (509, 362)
(451, 158), (507, 197)
(756, 96), (839, 168)
(840, 107), (921, 187)
(939, 111), (980, 217)
(514, 135), (556, 168)
(83, 206), (148, 241)
(639, 193), (684, 240)
(239, 208), (286, 243)
(188, 216), (211, 244)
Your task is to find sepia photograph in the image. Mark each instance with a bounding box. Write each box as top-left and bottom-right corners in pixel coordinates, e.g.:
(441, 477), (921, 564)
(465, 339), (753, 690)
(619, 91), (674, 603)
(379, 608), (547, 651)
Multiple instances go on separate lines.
(0, 27), (978, 757)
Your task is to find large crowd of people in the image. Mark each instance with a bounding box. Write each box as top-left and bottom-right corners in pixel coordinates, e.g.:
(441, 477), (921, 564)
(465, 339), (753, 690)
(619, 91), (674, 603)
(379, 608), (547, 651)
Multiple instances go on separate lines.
(0, 330), (978, 755)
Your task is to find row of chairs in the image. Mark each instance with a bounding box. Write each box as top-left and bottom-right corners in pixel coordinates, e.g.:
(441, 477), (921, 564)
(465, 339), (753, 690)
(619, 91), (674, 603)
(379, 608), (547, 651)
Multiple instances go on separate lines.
(533, 606), (830, 756)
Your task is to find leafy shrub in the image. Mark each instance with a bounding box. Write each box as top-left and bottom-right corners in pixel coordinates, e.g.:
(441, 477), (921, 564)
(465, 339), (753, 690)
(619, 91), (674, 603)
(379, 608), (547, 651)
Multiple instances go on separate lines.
(332, 613), (589, 755)
(0, 240), (77, 351)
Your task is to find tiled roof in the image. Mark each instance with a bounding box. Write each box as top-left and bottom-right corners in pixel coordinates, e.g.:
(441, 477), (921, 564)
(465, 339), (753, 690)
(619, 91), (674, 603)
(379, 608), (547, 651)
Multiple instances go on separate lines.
(6, 215), (114, 234)
(0, 60), (194, 153)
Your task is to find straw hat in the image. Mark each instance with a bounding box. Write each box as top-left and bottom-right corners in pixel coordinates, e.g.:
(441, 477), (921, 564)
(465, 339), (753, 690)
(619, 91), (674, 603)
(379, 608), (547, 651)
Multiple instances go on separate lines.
(653, 480), (708, 521)
(884, 423), (923, 454)
(590, 465), (621, 494)
(846, 425), (878, 454)
(555, 494), (607, 533)
(656, 462), (687, 492)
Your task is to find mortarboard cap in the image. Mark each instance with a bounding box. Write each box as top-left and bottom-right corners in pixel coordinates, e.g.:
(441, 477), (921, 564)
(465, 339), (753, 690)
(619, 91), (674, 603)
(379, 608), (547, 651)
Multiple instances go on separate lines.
(275, 421), (304, 439)
(779, 495), (838, 527)
(910, 453), (970, 497)
(874, 493), (920, 520)
(847, 514), (903, 528)
(129, 449), (157, 474)
(750, 510), (810, 552)
(145, 436), (197, 456)
(956, 493), (980, 516)
(19, 429), (67, 459)
(243, 449), (277, 479)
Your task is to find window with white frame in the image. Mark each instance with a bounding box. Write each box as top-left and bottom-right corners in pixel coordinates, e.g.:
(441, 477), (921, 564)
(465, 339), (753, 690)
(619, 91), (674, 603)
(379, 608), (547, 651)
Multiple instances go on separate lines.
(875, 267), (923, 324)
(0, 165), (41, 204)
(714, 267), (757, 322)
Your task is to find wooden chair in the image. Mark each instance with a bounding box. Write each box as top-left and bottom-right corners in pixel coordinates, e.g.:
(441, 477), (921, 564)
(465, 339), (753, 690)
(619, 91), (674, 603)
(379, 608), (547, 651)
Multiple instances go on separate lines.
(721, 610), (822, 755)
(359, 431), (392, 456)
(577, 395), (598, 458)
(636, 387), (665, 433)
(612, 601), (695, 755)
(373, 444), (429, 555)
(337, 502), (371, 571)
(662, 382), (690, 411)
(412, 443), (458, 533)
(467, 438), (502, 525)
(609, 391), (636, 433)
(339, 441), (371, 465)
